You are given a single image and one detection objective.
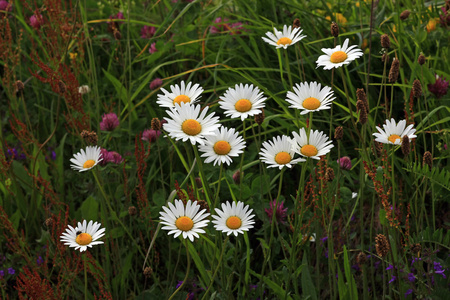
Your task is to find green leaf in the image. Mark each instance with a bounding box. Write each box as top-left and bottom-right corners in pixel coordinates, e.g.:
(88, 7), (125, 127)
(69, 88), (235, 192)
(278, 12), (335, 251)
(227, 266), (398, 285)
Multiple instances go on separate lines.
(80, 196), (99, 222)
(379, 209), (387, 226)
(343, 246), (358, 299)
(248, 269), (292, 300)
(301, 254), (317, 300)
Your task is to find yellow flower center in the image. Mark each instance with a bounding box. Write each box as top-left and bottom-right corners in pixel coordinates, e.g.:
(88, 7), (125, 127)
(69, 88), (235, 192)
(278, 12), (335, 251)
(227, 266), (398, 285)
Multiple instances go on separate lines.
(173, 95), (191, 106)
(300, 145), (318, 157)
(83, 160), (95, 169)
(235, 99), (252, 112)
(181, 119), (202, 136)
(75, 233), (93, 246)
(388, 134), (401, 144)
(302, 97), (321, 110)
(175, 216), (194, 231)
(330, 51), (348, 63)
(213, 141), (231, 155)
(277, 37), (292, 46)
(226, 216), (242, 229)
(274, 151), (291, 165)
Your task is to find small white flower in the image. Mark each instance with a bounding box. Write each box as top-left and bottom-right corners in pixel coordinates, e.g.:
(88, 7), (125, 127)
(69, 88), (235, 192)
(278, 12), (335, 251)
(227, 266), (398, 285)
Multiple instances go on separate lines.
(198, 126), (246, 166)
(157, 81), (203, 108)
(259, 135), (306, 169)
(219, 83), (266, 121)
(291, 128), (334, 160)
(159, 200), (210, 242)
(163, 102), (220, 145)
(78, 85), (90, 95)
(262, 25), (307, 49)
(316, 38), (364, 70)
(373, 119), (417, 145)
(212, 201), (255, 236)
(286, 81), (335, 114)
(60, 220), (106, 252)
(352, 192), (358, 199)
(70, 146), (103, 172)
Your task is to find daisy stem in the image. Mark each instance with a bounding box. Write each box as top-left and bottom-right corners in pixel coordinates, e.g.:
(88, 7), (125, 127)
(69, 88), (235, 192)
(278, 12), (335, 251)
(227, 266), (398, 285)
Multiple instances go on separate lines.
(391, 146), (396, 212)
(201, 236), (229, 300)
(277, 49), (287, 89)
(168, 239), (191, 300)
(193, 146), (213, 206)
(239, 120), (246, 202)
(284, 50), (293, 88)
(339, 68), (362, 142)
(213, 163), (224, 209)
(84, 253), (88, 300)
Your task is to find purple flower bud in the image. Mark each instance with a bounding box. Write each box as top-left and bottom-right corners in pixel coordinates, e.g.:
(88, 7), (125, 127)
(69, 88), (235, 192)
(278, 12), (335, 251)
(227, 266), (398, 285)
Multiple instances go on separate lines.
(100, 113), (120, 131)
(265, 200), (288, 224)
(0, 1), (12, 12)
(37, 256), (44, 266)
(337, 156), (352, 170)
(405, 289), (413, 297)
(428, 75), (449, 99)
(0, 270), (4, 277)
(7, 267), (15, 275)
(142, 129), (161, 143)
(141, 25), (156, 39)
(29, 13), (43, 30)
(149, 42), (158, 54)
(407, 272), (415, 282)
(150, 78), (163, 90)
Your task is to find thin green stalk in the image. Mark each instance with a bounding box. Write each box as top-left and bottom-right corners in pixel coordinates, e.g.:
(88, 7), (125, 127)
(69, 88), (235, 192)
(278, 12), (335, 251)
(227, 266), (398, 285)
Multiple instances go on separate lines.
(239, 120), (246, 202)
(84, 254), (88, 300)
(213, 163), (224, 209)
(192, 146), (213, 205)
(339, 68), (362, 142)
(168, 240), (191, 300)
(201, 236), (229, 300)
(284, 50), (293, 88)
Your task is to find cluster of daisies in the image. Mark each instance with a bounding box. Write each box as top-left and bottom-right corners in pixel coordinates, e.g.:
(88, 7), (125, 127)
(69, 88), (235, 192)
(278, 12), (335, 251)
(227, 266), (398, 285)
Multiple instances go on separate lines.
(63, 24), (418, 251)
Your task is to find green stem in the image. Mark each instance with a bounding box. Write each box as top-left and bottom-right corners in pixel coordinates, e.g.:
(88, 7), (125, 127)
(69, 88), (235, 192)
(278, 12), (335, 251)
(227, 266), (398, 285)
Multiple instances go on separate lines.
(168, 239), (191, 300)
(201, 236), (229, 300)
(192, 146), (213, 205)
(284, 50), (293, 88)
(84, 254), (88, 300)
(213, 163), (224, 209)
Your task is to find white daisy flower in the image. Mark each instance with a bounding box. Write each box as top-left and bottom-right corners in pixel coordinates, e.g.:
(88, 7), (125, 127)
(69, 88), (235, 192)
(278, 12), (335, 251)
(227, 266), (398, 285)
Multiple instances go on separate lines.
(262, 25), (307, 49)
(163, 102), (220, 145)
(303, 233), (316, 242)
(60, 220), (106, 252)
(70, 146), (103, 172)
(259, 135), (306, 169)
(156, 81), (203, 108)
(219, 83), (266, 121)
(159, 199), (210, 242)
(372, 119), (417, 145)
(291, 128), (334, 160)
(212, 201), (255, 236)
(316, 38), (364, 70)
(198, 126), (246, 166)
(286, 81), (335, 114)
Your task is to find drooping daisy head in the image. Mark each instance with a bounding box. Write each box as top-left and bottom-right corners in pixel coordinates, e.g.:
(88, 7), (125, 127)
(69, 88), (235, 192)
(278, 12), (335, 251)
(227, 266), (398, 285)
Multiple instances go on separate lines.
(262, 25), (307, 49)
(219, 83), (266, 121)
(159, 199), (210, 242)
(372, 119), (417, 145)
(70, 146), (103, 172)
(291, 128), (334, 160)
(286, 81), (335, 114)
(212, 201), (255, 236)
(163, 102), (220, 145)
(156, 81), (204, 108)
(198, 126), (246, 166)
(316, 38), (364, 70)
(259, 135), (306, 169)
(60, 220), (106, 252)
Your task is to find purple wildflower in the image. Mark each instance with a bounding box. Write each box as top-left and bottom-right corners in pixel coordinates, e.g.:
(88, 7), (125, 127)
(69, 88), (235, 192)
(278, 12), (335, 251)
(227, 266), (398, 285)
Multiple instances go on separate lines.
(141, 25), (156, 39)
(37, 256), (44, 266)
(337, 156), (352, 170)
(433, 261), (447, 278)
(407, 272), (415, 282)
(210, 17), (244, 35)
(150, 78), (163, 90)
(0, 1), (12, 13)
(7, 268), (15, 275)
(405, 289), (413, 297)
(428, 75), (449, 99)
(386, 264), (394, 271)
(100, 113), (120, 131)
(29, 13), (43, 30)
(265, 200), (288, 224)
(440, 6), (450, 28)
(149, 42), (158, 54)
(389, 275), (396, 284)
(7, 147), (26, 161)
(0, 270), (4, 277)
(142, 129), (161, 143)
(99, 149), (123, 166)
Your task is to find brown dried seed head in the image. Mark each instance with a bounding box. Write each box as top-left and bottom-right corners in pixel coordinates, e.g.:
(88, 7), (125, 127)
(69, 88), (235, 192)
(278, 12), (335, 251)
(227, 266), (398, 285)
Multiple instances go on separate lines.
(357, 252), (367, 266)
(401, 136), (410, 156)
(293, 18), (301, 29)
(113, 29), (121, 40)
(15, 80), (25, 93)
(356, 88), (369, 112)
(80, 130), (98, 145)
(381, 34), (390, 49)
(58, 80), (66, 94)
(389, 58), (400, 83)
(400, 10), (411, 21)
(356, 100), (368, 125)
(413, 79), (422, 98)
(375, 234), (390, 258)
(410, 243), (422, 256)
(423, 151), (432, 170)
(325, 167), (335, 182)
(254, 108), (265, 126)
(196, 200), (210, 214)
(44, 218), (53, 228)
(418, 54), (426, 65)
(233, 170), (241, 184)
(128, 206), (137, 216)
(331, 22), (339, 37)
(151, 118), (161, 131)
(195, 177), (203, 188)
(334, 126), (343, 140)
(143, 266), (153, 278)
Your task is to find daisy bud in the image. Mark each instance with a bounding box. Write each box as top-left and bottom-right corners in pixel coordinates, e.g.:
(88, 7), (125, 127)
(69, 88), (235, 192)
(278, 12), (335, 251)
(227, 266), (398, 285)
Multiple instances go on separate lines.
(331, 22), (339, 37)
(357, 252), (367, 266)
(128, 206), (137, 216)
(293, 18), (301, 29)
(233, 170), (241, 184)
(15, 80), (25, 93)
(356, 100), (368, 125)
(254, 108), (265, 126)
(400, 10), (410, 21)
(151, 118), (161, 131)
(380, 34), (390, 49)
(325, 167), (335, 182)
(58, 80), (66, 94)
(334, 126), (343, 140)
(413, 79), (422, 98)
(80, 130), (98, 145)
(382, 53), (389, 63)
(388, 58), (400, 83)
(418, 54), (426, 65)
(401, 136), (410, 156)
(143, 266), (153, 278)
(423, 151), (432, 170)
(375, 234), (390, 258)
